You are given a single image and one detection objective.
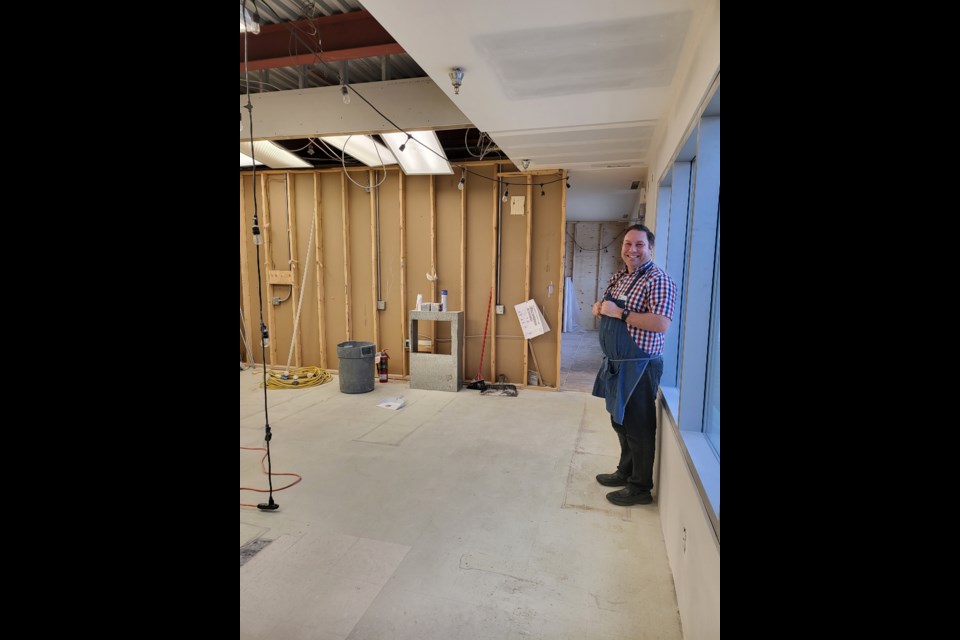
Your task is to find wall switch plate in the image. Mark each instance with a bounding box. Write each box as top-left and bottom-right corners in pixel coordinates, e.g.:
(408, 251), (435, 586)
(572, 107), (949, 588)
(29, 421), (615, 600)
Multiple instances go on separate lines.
(377, 300), (386, 310)
(495, 305), (505, 315)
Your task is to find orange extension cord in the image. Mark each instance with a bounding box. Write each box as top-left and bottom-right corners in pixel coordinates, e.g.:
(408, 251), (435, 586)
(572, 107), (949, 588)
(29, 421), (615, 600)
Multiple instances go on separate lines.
(239, 446), (302, 508)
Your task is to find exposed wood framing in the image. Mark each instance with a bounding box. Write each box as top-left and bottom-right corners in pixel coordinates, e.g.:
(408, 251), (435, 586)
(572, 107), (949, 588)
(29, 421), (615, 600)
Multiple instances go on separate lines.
(370, 170), (380, 348)
(489, 176), (498, 380)
(460, 172), (467, 381)
(529, 341), (544, 387)
(262, 174), (279, 365)
(523, 174), (532, 385)
(239, 159), (565, 389)
(557, 169), (568, 388)
(313, 174), (327, 368)
(398, 172), (407, 377)
(268, 270), (295, 285)
(240, 178), (253, 365)
(497, 169), (560, 177)
(341, 172), (351, 340)
(430, 176), (437, 305)
(286, 174), (302, 367)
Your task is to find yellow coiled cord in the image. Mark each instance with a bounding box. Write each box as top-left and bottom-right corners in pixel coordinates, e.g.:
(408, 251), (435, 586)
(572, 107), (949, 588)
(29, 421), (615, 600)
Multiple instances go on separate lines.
(261, 366), (333, 390)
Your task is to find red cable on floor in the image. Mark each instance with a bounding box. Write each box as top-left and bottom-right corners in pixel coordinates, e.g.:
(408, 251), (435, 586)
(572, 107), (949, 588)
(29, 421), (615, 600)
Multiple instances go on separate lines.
(240, 446), (302, 508)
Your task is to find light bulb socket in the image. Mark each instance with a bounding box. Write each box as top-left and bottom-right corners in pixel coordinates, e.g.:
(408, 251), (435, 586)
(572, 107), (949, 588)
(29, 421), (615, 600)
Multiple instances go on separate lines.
(449, 67), (464, 95)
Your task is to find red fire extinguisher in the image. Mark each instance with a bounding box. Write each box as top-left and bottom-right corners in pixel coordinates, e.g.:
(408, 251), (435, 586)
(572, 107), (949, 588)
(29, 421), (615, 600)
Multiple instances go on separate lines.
(378, 349), (389, 382)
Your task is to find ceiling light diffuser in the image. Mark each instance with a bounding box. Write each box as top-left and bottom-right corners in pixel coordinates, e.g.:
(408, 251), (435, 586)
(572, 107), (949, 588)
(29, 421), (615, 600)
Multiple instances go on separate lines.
(381, 130), (452, 175)
(239, 141), (311, 169)
(321, 135), (398, 168)
(240, 152), (263, 167)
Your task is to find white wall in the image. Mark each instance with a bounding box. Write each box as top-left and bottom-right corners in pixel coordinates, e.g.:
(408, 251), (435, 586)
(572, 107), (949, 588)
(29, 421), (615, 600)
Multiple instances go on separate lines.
(644, 0), (721, 228)
(658, 401), (720, 640)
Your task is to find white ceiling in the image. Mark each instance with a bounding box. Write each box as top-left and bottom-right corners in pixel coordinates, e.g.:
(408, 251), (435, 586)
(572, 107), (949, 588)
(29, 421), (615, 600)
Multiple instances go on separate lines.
(358, 0), (704, 222)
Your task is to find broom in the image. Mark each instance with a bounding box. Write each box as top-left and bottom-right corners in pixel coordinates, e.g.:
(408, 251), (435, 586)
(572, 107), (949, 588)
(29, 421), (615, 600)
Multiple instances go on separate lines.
(467, 287), (493, 391)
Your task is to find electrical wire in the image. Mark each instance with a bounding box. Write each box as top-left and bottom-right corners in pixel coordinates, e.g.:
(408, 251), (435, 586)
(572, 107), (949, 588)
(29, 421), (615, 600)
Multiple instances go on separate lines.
(251, 0), (336, 84)
(241, 4), (565, 193)
(283, 194), (319, 369)
(566, 229), (626, 253)
(338, 135), (388, 190)
(347, 84), (567, 191)
(243, 0), (280, 511)
(240, 446), (303, 508)
(262, 366), (333, 389)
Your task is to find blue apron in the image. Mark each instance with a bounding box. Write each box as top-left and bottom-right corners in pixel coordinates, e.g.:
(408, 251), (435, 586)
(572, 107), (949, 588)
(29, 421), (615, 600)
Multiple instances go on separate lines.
(592, 274), (657, 424)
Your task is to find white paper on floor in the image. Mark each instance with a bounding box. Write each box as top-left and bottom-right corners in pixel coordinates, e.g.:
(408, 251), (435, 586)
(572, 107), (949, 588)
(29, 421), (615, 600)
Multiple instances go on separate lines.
(377, 396), (405, 410)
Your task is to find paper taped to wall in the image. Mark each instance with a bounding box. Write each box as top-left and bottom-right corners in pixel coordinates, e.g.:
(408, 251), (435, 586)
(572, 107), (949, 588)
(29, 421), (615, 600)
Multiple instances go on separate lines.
(515, 299), (550, 340)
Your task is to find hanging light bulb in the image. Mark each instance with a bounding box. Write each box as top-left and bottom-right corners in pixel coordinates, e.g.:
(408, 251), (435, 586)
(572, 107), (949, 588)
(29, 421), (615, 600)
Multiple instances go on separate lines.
(252, 219), (263, 245)
(502, 188), (509, 203)
(341, 84), (351, 104)
(458, 169), (465, 191)
(566, 177), (571, 189)
(540, 186), (545, 197)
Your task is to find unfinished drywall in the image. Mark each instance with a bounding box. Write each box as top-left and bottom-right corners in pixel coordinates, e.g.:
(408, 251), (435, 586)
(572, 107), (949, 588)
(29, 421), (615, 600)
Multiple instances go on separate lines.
(529, 175), (565, 387)
(565, 222), (626, 332)
(462, 165), (497, 382)
(240, 160), (567, 387)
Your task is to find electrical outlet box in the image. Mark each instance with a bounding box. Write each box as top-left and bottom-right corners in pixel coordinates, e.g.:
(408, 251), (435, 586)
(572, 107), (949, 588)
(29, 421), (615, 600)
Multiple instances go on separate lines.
(377, 300), (386, 310)
(272, 297), (281, 306)
(495, 305), (505, 315)
(404, 338), (411, 349)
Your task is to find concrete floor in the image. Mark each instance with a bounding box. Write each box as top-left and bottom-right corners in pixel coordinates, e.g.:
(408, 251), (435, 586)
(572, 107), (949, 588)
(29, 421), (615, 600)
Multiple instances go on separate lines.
(559, 330), (603, 393)
(240, 348), (682, 640)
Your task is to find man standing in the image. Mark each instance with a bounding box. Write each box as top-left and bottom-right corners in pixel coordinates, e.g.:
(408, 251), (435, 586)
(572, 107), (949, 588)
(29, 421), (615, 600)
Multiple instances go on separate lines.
(592, 224), (677, 506)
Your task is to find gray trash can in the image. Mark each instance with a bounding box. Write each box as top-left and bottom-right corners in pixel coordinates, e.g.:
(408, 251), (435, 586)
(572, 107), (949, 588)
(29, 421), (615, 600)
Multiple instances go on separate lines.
(336, 341), (376, 394)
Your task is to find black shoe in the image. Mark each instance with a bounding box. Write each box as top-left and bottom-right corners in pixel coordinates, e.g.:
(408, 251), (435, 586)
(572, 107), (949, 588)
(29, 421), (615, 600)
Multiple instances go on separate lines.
(606, 486), (653, 506)
(596, 470), (628, 487)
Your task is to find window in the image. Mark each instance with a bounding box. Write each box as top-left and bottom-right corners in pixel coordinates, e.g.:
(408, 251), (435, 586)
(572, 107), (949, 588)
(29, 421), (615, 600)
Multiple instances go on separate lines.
(703, 222), (720, 457)
(655, 83), (719, 518)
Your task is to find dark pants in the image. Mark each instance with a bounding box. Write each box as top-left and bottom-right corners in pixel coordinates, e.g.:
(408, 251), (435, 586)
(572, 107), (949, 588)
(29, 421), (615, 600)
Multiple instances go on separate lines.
(611, 357), (663, 493)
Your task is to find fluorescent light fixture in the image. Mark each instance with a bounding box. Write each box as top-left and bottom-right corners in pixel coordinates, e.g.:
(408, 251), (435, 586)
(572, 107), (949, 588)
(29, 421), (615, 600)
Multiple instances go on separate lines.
(240, 152), (263, 167)
(381, 130), (452, 175)
(320, 135), (397, 168)
(239, 141), (311, 169)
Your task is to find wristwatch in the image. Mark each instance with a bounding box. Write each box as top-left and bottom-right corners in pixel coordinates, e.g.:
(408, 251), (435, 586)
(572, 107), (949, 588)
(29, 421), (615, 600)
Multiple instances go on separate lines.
(621, 308), (631, 322)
